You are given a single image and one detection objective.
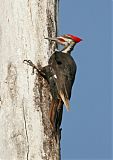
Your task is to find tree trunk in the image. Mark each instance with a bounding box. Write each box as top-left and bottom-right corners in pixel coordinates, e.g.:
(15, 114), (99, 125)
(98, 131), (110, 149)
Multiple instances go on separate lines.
(0, 0), (60, 159)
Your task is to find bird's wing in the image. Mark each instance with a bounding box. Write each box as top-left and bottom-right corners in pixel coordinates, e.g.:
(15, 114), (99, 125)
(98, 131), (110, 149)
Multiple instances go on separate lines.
(59, 89), (70, 111)
(51, 53), (77, 110)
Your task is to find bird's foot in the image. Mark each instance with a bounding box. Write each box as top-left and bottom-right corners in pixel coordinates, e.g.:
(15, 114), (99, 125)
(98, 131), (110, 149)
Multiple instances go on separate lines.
(23, 59), (38, 74)
(50, 129), (58, 142)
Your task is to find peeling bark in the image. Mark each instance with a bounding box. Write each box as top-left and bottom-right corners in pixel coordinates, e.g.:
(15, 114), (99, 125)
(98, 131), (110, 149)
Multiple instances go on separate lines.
(0, 0), (60, 159)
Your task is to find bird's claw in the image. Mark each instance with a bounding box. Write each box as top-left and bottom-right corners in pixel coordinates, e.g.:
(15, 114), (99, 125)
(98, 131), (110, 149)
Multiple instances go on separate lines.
(23, 60), (34, 66)
(50, 128), (62, 142)
(23, 59), (37, 74)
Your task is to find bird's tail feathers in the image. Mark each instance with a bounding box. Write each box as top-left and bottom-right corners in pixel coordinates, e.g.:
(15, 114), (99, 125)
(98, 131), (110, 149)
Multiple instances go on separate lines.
(59, 91), (70, 111)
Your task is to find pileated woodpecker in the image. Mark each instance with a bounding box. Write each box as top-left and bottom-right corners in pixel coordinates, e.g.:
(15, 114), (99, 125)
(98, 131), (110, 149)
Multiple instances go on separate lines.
(24, 34), (82, 134)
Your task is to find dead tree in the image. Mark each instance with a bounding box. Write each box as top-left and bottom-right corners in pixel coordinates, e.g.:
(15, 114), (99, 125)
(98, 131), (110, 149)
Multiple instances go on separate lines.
(0, 0), (60, 159)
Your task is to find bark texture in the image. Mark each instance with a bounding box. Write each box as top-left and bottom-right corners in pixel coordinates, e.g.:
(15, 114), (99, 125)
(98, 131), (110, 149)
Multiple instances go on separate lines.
(0, 0), (60, 159)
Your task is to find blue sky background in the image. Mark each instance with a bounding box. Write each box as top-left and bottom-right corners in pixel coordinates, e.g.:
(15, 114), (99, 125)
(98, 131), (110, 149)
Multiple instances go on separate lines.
(59, 0), (112, 159)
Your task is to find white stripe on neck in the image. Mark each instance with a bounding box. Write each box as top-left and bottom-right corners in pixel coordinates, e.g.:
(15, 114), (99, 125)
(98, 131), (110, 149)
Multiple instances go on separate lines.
(62, 41), (76, 53)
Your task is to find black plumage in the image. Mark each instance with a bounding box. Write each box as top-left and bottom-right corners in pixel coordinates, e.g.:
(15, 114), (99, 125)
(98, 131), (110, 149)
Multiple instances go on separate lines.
(40, 51), (77, 132)
(49, 51), (76, 101)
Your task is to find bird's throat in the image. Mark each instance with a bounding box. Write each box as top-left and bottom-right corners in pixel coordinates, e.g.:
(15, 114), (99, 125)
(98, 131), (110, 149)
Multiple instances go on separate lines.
(61, 41), (76, 54)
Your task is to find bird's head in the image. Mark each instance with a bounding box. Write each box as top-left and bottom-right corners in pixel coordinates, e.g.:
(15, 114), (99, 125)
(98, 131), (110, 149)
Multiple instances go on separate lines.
(45, 34), (82, 46)
(45, 34), (82, 53)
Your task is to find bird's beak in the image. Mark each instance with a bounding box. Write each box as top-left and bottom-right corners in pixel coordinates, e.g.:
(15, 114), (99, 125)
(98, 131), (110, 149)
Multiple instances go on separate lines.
(45, 37), (58, 42)
(45, 36), (66, 46)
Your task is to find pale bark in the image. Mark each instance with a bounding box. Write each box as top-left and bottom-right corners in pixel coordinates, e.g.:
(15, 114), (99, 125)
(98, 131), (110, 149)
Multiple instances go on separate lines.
(0, 0), (60, 159)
